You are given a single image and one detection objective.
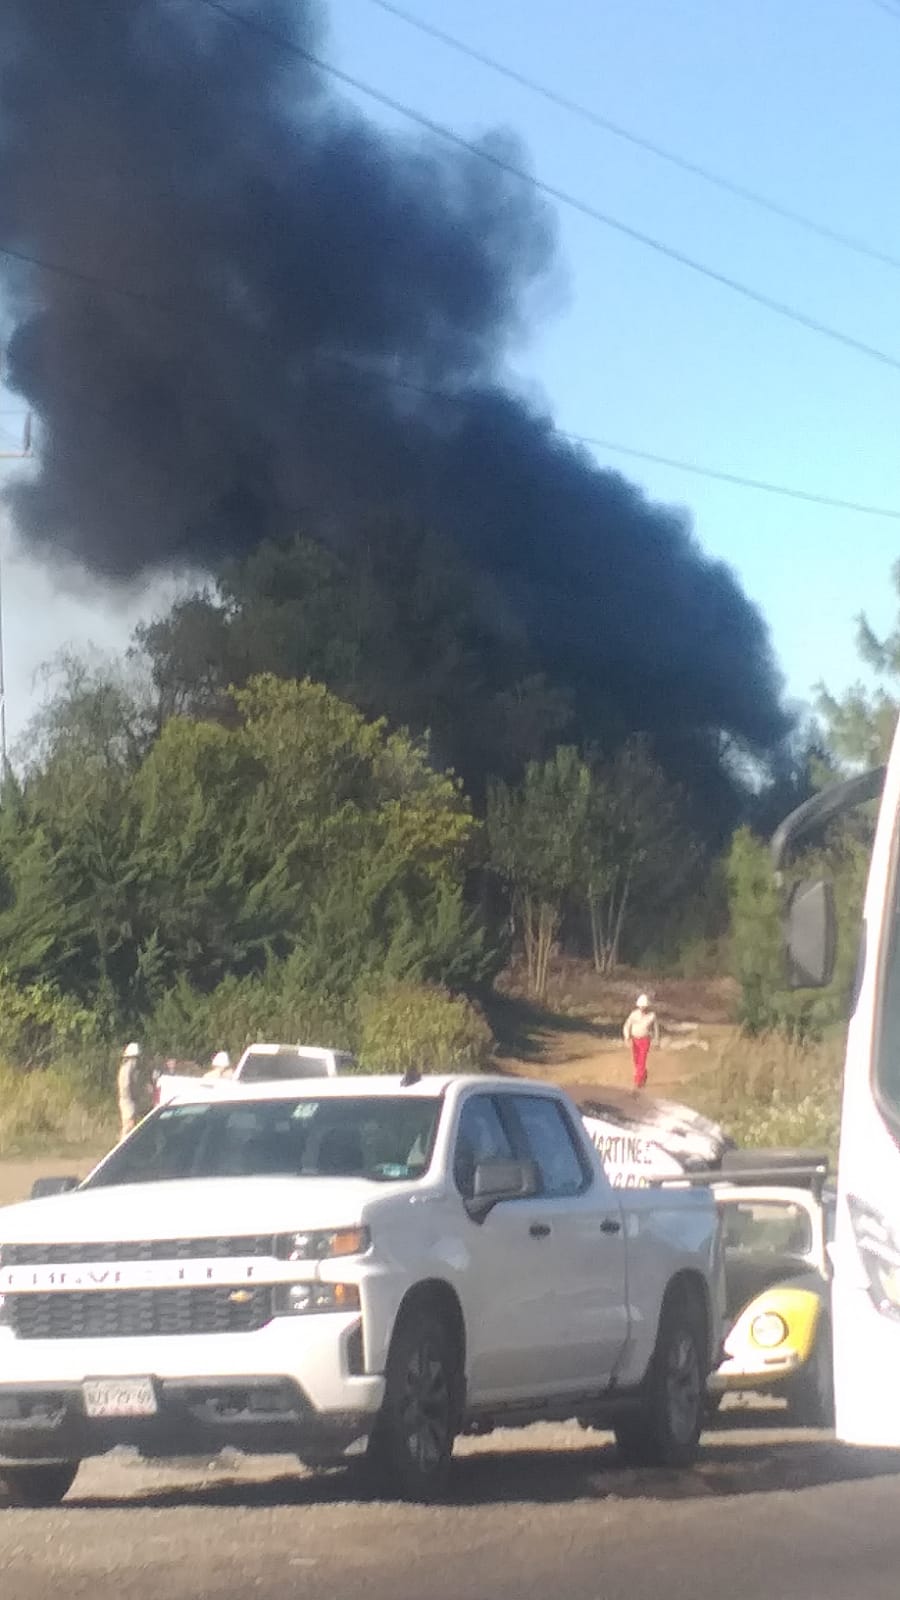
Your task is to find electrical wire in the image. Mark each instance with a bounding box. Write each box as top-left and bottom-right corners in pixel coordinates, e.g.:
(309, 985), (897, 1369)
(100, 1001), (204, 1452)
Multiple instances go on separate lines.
(2, 242), (899, 519)
(366, 0), (900, 274)
(864, 0), (900, 20)
(192, 0), (900, 377)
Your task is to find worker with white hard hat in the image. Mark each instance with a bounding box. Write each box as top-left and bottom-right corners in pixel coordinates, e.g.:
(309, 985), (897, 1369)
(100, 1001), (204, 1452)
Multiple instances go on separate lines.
(116, 1040), (148, 1140)
(622, 994), (659, 1090)
(204, 1049), (233, 1080)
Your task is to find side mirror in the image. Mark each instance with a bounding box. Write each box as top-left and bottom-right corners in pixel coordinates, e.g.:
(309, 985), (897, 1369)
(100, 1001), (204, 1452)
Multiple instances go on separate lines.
(30, 1176), (80, 1200)
(465, 1158), (539, 1223)
(785, 878), (836, 989)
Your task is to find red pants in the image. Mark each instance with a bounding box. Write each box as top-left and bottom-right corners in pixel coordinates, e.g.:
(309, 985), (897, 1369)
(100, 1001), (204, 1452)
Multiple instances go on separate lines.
(631, 1036), (651, 1089)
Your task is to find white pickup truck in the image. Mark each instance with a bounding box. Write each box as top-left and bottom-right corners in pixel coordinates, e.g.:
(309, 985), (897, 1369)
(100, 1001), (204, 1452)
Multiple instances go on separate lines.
(0, 1075), (724, 1505)
(154, 1043), (355, 1106)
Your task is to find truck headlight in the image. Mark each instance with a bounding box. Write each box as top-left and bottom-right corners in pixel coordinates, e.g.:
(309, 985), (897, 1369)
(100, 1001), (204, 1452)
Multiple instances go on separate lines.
(848, 1195), (900, 1319)
(750, 1311), (788, 1348)
(274, 1283), (361, 1316)
(277, 1227), (370, 1261)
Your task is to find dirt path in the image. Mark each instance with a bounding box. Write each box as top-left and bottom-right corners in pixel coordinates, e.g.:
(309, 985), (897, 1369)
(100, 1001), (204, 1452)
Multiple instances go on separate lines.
(504, 1027), (729, 1093)
(0, 1153), (102, 1208)
(487, 970), (735, 1099)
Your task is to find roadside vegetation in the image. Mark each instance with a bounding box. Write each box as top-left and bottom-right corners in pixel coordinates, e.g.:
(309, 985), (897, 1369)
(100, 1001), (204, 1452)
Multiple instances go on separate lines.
(0, 555), (898, 1159)
(689, 1030), (845, 1163)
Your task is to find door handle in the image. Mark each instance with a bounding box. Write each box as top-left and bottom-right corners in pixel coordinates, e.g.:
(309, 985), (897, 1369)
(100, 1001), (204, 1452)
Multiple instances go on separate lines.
(529, 1222), (552, 1239)
(600, 1218), (622, 1235)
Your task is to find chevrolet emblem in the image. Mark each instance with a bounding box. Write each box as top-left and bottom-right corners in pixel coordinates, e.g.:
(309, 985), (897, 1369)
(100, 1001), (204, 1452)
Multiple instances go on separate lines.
(228, 1289), (253, 1305)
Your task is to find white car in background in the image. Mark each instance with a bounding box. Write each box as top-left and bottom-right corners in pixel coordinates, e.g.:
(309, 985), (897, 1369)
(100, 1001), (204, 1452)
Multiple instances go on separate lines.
(154, 1043), (356, 1106)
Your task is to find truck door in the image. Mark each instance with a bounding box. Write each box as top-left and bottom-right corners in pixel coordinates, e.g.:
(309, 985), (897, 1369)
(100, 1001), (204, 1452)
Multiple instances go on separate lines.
(503, 1091), (629, 1392)
(452, 1093), (569, 1402)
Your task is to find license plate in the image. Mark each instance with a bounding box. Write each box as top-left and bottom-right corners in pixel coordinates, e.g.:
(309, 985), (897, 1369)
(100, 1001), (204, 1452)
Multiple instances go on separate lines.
(83, 1378), (158, 1418)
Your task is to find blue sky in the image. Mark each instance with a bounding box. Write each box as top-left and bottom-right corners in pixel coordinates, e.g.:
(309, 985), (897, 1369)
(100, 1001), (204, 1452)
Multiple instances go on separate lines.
(326, 0), (900, 711)
(1, 0), (899, 741)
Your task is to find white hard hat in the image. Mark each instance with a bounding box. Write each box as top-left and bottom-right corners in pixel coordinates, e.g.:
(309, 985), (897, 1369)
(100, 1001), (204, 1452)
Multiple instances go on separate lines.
(211, 1050), (231, 1069)
(636, 994), (650, 1009)
(123, 1041), (141, 1058)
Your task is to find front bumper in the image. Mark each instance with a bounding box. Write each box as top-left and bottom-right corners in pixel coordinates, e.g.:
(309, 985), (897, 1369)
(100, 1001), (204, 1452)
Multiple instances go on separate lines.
(0, 1313), (385, 1465)
(709, 1348), (803, 1393)
(0, 1375), (379, 1465)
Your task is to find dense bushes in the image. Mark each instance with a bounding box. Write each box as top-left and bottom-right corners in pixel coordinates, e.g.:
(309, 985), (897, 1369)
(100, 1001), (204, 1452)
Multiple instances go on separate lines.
(0, 970), (100, 1073)
(0, 668), (500, 1149)
(357, 982), (493, 1074)
(0, 672), (483, 1009)
(142, 963), (493, 1076)
(0, 968), (495, 1154)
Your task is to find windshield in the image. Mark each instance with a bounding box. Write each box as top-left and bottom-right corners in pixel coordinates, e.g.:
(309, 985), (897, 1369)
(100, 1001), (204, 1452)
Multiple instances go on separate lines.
(239, 1051), (333, 1082)
(720, 1199), (813, 1258)
(86, 1096), (441, 1188)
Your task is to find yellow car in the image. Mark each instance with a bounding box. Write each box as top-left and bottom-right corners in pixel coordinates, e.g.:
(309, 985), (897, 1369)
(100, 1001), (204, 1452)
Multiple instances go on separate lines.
(708, 1168), (834, 1426)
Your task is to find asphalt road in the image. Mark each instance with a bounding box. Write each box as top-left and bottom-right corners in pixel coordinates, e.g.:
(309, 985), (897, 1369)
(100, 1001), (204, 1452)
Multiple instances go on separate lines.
(2, 1418), (900, 1600)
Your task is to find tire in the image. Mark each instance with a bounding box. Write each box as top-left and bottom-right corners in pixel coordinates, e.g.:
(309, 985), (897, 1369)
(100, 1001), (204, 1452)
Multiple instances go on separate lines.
(0, 1462), (80, 1507)
(785, 1325), (834, 1429)
(615, 1293), (707, 1468)
(366, 1305), (460, 1502)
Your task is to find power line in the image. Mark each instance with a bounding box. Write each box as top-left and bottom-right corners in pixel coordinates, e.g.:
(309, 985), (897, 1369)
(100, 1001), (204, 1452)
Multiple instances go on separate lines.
(321, 354), (900, 518)
(193, 0), (900, 378)
(1, 241), (898, 520)
(864, 0), (900, 20)
(0, 242), (172, 316)
(551, 433), (900, 520)
(367, 0), (900, 275)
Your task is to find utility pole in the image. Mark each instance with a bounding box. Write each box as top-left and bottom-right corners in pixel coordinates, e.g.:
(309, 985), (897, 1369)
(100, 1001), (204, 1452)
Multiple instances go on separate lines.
(0, 411), (33, 771)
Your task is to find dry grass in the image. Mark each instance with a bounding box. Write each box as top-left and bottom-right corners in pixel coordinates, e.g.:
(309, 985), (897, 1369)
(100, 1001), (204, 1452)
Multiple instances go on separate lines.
(0, 1065), (114, 1157)
(687, 1028), (845, 1160)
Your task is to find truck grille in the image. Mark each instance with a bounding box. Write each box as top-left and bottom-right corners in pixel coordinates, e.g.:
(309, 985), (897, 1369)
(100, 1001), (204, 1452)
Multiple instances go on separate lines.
(7, 1285), (274, 1340)
(3, 1235), (276, 1267)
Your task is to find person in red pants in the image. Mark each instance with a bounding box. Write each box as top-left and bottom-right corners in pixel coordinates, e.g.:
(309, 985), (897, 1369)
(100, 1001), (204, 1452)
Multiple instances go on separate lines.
(622, 993), (659, 1089)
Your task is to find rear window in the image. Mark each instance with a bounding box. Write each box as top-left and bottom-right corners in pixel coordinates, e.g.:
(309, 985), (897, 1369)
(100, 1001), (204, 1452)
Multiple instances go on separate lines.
(239, 1051), (332, 1082)
(86, 1096), (440, 1187)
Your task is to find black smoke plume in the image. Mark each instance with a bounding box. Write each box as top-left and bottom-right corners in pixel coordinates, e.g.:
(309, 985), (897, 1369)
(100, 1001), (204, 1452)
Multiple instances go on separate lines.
(0, 0), (786, 754)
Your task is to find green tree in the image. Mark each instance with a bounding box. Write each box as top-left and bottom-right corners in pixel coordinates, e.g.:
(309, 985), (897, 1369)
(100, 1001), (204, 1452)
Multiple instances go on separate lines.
(726, 824), (868, 1037)
(816, 560), (900, 769)
(0, 669), (484, 1025)
(726, 827), (785, 1032)
(0, 657), (148, 1009)
(135, 525), (764, 829)
(487, 747), (591, 997)
(128, 715), (284, 996)
(583, 737), (696, 973)
(136, 530), (573, 797)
